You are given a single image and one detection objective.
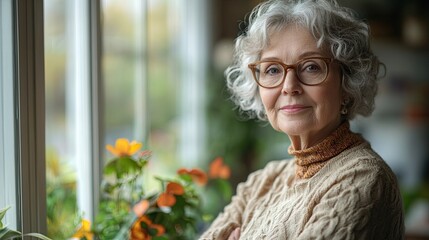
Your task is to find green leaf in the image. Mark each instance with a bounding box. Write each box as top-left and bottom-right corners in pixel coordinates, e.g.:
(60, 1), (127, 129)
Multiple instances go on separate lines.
(138, 159), (148, 168)
(0, 227), (51, 240)
(216, 179), (232, 201)
(140, 221), (149, 230)
(101, 182), (115, 194)
(23, 233), (53, 240)
(0, 227), (21, 240)
(112, 212), (137, 240)
(147, 227), (158, 236)
(202, 214), (214, 222)
(171, 196), (186, 216)
(152, 236), (168, 240)
(178, 174), (192, 183)
(104, 157), (140, 178)
(0, 206), (10, 223)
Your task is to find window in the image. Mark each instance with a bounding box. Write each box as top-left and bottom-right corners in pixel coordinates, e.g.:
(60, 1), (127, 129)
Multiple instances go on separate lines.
(44, 0), (98, 237)
(102, 0), (210, 189)
(102, 0), (147, 157)
(44, 0), (210, 238)
(1, 0), (212, 237)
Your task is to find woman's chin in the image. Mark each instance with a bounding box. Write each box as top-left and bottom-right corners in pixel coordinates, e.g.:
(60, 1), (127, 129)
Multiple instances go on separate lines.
(274, 120), (313, 136)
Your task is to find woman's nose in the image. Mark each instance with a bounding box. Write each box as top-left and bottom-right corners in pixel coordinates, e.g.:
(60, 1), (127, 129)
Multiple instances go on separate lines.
(281, 69), (303, 95)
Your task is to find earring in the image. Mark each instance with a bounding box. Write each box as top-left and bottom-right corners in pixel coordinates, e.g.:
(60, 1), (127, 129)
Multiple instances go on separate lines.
(341, 99), (349, 115)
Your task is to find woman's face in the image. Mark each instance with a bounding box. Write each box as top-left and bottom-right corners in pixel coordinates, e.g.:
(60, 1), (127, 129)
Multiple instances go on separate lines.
(258, 25), (343, 149)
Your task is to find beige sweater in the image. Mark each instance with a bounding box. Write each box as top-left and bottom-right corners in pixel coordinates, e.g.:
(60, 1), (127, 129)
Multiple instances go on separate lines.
(200, 133), (404, 239)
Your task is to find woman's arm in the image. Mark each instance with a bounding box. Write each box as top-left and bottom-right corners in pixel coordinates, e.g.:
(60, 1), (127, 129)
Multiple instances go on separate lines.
(199, 163), (274, 240)
(296, 161), (404, 240)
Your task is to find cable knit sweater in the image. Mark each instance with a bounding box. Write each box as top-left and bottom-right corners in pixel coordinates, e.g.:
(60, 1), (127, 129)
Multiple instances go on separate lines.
(199, 122), (404, 239)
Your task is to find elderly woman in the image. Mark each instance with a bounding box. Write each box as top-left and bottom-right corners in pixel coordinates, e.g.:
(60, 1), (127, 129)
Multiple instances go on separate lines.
(200, 0), (404, 239)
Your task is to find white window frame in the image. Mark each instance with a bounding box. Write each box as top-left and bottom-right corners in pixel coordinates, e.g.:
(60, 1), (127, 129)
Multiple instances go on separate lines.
(177, 0), (210, 166)
(64, 0), (102, 221)
(0, 0), (18, 229)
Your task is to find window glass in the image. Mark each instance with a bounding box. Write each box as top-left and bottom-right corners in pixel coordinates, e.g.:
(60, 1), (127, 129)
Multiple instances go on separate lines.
(102, 0), (188, 191)
(102, 0), (209, 188)
(0, 0), (18, 229)
(44, 0), (92, 238)
(147, 0), (182, 179)
(44, 0), (210, 237)
(102, 0), (148, 148)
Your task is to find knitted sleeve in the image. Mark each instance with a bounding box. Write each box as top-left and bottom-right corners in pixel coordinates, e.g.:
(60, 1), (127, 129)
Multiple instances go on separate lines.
(198, 169), (261, 240)
(199, 161), (286, 240)
(296, 159), (405, 240)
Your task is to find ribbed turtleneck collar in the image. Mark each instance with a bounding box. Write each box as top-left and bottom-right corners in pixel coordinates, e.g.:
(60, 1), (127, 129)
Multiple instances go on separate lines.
(288, 121), (365, 179)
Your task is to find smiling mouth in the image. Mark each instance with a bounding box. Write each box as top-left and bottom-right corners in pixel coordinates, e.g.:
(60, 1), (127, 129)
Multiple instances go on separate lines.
(279, 105), (311, 113)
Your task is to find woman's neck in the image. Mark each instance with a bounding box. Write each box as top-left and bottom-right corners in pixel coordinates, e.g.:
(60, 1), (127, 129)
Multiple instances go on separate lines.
(288, 119), (343, 150)
(288, 121), (365, 179)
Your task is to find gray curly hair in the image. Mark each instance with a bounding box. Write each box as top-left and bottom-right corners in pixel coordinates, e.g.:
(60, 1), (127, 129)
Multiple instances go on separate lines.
(226, 0), (383, 120)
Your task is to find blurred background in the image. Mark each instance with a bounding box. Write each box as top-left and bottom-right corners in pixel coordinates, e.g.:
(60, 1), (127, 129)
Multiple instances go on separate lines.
(43, 0), (429, 238)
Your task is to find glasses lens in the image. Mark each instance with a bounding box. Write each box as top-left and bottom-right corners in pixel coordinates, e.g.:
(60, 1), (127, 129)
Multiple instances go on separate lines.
(251, 58), (329, 87)
(255, 62), (285, 87)
(297, 59), (328, 85)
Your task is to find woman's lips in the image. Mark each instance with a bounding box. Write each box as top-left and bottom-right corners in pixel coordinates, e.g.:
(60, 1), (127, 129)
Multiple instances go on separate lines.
(279, 105), (311, 113)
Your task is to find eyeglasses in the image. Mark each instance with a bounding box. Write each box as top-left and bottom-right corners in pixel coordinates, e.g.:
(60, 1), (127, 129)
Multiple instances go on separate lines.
(248, 57), (334, 88)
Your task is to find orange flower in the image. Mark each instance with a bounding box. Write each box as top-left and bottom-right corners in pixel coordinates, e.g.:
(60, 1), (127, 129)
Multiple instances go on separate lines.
(130, 216), (165, 240)
(106, 138), (142, 157)
(209, 157), (231, 179)
(177, 168), (208, 186)
(157, 192), (176, 207)
(72, 219), (93, 240)
(166, 182), (185, 195)
(133, 199), (150, 217)
(157, 182), (185, 207)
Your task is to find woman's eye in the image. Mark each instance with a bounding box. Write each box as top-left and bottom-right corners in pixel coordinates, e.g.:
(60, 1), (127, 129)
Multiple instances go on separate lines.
(264, 65), (282, 75)
(302, 62), (321, 72)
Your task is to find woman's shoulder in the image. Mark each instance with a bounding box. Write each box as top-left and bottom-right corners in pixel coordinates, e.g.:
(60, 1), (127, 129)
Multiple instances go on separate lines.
(256, 158), (297, 181)
(263, 158), (295, 173)
(340, 142), (395, 173)
(320, 142), (400, 186)
(237, 159), (294, 191)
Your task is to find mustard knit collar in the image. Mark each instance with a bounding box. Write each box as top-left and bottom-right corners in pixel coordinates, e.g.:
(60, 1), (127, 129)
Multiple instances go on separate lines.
(288, 121), (365, 179)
